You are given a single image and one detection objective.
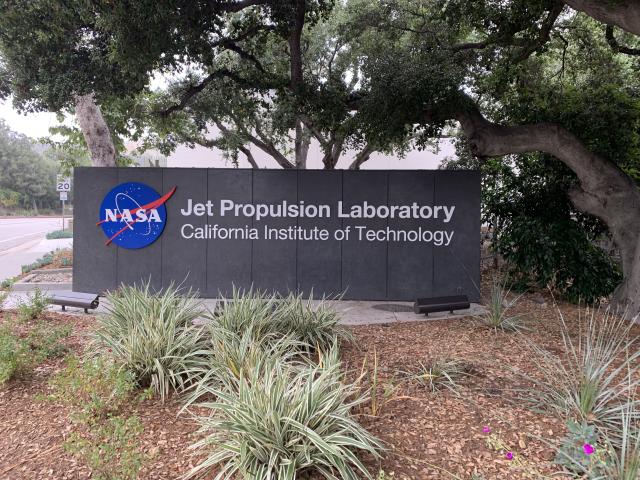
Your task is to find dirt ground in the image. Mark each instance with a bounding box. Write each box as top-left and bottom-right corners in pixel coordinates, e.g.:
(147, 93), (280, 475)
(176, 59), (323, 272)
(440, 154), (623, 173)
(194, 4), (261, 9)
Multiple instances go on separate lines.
(0, 292), (632, 480)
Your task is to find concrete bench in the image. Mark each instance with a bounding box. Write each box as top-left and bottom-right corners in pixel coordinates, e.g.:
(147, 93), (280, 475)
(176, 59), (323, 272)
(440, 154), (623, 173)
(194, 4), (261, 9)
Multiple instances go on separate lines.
(413, 295), (470, 316)
(49, 291), (100, 314)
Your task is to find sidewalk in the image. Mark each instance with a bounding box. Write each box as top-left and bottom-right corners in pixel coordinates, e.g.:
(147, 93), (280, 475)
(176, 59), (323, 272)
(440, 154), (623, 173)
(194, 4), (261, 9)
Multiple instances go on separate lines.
(3, 292), (484, 325)
(0, 238), (72, 282)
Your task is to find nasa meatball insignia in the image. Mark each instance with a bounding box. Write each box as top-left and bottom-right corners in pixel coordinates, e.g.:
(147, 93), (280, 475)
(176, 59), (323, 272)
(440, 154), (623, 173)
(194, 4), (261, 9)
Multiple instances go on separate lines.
(97, 182), (176, 249)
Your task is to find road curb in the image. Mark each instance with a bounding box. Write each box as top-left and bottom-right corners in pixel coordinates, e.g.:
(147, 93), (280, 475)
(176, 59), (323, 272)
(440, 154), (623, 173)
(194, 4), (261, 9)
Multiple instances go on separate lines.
(12, 282), (72, 292)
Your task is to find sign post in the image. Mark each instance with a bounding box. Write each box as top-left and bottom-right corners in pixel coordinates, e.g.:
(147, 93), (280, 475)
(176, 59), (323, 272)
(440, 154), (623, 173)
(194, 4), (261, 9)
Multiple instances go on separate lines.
(56, 175), (71, 231)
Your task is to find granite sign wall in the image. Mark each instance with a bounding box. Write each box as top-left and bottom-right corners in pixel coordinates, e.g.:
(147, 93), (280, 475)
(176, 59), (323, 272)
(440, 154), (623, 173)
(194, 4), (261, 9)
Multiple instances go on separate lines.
(73, 168), (480, 301)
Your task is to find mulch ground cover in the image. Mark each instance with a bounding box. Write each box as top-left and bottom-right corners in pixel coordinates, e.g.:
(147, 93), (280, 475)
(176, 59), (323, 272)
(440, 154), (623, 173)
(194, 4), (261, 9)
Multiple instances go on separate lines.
(0, 291), (634, 479)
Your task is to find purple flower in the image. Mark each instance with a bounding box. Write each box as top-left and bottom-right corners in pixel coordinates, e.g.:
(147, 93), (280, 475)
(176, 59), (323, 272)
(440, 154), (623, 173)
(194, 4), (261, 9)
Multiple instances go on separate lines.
(505, 452), (513, 460)
(583, 444), (595, 456)
(483, 426), (491, 434)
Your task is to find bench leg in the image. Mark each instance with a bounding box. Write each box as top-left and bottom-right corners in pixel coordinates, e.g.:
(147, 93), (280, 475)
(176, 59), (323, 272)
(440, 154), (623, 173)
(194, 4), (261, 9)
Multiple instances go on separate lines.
(61, 305), (66, 312)
(84, 308), (88, 314)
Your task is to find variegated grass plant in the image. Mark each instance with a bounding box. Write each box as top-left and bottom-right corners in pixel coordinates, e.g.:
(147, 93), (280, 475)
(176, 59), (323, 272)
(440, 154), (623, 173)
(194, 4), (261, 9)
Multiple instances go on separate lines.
(91, 281), (208, 401)
(210, 288), (351, 351)
(517, 306), (640, 442)
(182, 325), (311, 406)
(185, 347), (382, 480)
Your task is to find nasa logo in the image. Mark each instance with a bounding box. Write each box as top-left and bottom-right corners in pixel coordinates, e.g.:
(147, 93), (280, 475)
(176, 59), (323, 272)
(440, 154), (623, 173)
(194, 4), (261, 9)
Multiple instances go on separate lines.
(97, 182), (176, 249)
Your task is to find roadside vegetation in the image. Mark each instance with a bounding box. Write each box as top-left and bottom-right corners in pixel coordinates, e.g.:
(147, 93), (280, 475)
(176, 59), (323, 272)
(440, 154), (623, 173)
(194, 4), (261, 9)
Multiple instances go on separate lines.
(45, 229), (73, 239)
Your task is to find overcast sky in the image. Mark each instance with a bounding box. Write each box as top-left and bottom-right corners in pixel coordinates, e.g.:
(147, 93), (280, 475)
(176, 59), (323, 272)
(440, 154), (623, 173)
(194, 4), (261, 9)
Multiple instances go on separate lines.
(0, 97), (450, 169)
(0, 98), (62, 138)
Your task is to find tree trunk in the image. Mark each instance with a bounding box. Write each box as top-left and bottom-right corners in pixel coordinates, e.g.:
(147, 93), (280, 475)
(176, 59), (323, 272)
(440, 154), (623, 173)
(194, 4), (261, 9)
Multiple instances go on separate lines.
(349, 143), (373, 170)
(452, 99), (640, 317)
(74, 93), (116, 167)
(563, 0), (640, 37)
(294, 119), (310, 169)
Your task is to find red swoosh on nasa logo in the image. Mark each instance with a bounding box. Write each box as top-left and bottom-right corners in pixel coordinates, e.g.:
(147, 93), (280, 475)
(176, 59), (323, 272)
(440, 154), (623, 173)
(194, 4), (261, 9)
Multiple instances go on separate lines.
(98, 186), (176, 246)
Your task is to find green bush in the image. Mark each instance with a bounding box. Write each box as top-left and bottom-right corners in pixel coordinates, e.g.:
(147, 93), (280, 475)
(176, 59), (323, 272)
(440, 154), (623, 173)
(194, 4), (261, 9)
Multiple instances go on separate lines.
(21, 252), (55, 273)
(497, 216), (621, 303)
(49, 356), (140, 421)
(17, 287), (49, 321)
(554, 421), (601, 474)
(0, 320), (70, 384)
(46, 229), (73, 239)
(64, 415), (144, 480)
(27, 322), (71, 361)
(0, 289), (9, 310)
(187, 353), (382, 480)
(91, 282), (207, 400)
(0, 325), (30, 384)
(49, 356), (146, 480)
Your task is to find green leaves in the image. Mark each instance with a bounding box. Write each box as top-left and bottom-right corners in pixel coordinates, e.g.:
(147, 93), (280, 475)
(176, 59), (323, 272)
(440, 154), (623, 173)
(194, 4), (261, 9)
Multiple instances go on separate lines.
(91, 281), (208, 401)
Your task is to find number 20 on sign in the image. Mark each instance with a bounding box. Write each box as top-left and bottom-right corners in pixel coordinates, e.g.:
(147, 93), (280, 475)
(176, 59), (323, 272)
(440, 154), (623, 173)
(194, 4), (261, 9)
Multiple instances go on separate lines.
(56, 175), (71, 192)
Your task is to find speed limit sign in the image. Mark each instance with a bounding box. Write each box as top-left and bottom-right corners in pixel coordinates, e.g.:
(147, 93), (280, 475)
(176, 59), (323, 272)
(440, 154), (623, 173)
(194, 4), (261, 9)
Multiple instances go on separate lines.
(56, 175), (71, 192)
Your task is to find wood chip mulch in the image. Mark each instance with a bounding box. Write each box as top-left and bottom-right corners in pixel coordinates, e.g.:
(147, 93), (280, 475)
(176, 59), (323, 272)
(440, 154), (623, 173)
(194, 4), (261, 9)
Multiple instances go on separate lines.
(0, 293), (630, 479)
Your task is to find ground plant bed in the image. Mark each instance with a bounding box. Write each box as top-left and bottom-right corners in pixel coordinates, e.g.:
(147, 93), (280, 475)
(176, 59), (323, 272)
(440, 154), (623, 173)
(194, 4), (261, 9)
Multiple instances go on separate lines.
(0, 293), (637, 480)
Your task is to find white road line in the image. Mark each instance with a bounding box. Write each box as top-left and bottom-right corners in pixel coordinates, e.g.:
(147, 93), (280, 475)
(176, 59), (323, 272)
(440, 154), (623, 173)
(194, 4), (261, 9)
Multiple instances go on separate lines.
(0, 229), (50, 244)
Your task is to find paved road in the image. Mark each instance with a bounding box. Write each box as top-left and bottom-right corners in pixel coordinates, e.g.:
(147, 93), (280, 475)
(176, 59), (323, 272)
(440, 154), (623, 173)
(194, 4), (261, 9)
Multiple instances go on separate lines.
(0, 217), (67, 281)
(0, 217), (65, 253)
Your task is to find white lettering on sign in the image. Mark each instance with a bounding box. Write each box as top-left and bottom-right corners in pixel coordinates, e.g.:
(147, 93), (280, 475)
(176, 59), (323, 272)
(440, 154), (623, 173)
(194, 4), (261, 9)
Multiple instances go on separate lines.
(104, 209), (162, 223)
(180, 198), (456, 222)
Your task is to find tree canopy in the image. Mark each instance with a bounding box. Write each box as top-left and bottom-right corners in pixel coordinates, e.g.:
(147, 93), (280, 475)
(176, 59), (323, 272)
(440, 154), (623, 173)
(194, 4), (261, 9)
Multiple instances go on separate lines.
(1, 0), (640, 313)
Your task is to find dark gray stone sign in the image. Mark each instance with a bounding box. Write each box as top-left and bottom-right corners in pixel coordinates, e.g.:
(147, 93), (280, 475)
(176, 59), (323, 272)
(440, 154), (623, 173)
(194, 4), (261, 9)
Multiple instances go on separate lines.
(73, 167), (480, 301)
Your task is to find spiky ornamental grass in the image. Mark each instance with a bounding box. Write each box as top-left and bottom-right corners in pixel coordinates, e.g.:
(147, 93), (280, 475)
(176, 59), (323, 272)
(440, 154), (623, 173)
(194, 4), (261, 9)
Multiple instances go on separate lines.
(211, 288), (351, 351)
(404, 357), (472, 394)
(186, 351), (382, 480)
(182, 326), (313, 407)
(91, 282), (208, 401)
(478, 276), (528, 332)
(517, 307), (640, 443)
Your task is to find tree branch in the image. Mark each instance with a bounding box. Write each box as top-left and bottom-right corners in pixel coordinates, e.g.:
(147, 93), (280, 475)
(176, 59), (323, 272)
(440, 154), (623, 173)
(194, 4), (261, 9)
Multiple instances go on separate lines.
(605, 25), (640, 56)
(564, 0), (640, 36)
(288, 0), (306, 92)
(349, 143), (374, 170)
(209, 0), (267, 13)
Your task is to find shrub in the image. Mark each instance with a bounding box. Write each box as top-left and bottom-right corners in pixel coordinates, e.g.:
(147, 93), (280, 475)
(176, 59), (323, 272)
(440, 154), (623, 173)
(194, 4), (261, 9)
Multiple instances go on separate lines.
(49, 356), (140, 419)
(184, 326), (308, 405)
(212, 289), (350, 351)
(554, 420), (601, 474)
(187, 354), (382, 480)
(16, 287), (49, 321)
(0, 288), (9, 310)
(91, 282), (207, 400)
(64, 415), (144, 480)
(478, 276), (527, 332)
(1, 278), (15, 289)
(49, 356), (146, 480)
(271, 292), (351, 350)
(0, 325), (30, 384)
(21, 252), (55, 273)
(46, 229), (73, 239)
(517, 307), (640, 436)
(212, 287), (280, 335)
(27, 322), (71, 361)
(404, 357), (472, 394)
